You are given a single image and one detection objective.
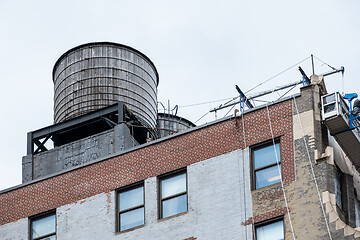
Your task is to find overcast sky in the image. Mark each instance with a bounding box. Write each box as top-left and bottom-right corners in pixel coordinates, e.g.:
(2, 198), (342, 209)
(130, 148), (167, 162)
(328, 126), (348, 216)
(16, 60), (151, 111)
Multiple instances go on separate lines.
(0, 0), (359, 190)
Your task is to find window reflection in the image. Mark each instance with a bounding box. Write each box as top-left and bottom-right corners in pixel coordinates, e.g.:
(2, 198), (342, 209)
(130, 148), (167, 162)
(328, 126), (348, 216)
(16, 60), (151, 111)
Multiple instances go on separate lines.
(31, 212), (56, 240)
(160, 171), (187, 219)
(253, 142), (281, 189)
(118, 184), (145, 231)
(120, 207), (144, 231)
(256, 219), (284, 240)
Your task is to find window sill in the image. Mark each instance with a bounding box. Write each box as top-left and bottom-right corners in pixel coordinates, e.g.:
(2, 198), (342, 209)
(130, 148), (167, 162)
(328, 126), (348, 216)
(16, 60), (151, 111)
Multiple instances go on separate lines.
(115, 224), (145, 235)
(252, 182), (282, 193)
(158, 211), (189, 222)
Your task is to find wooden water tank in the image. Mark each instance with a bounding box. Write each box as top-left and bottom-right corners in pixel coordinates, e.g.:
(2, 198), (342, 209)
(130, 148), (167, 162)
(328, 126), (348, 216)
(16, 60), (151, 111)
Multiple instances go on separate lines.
(53, 42), (159, 130)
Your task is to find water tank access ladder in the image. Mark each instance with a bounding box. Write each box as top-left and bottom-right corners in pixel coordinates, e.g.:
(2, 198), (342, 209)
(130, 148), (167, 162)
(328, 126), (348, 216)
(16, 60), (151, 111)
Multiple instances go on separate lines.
(321, 92), (360, 167)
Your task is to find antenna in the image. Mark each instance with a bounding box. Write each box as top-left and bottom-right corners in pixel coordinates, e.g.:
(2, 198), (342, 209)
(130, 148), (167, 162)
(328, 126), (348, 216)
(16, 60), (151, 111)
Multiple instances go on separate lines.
(210, 80), (303, 113)
(298, 67), (311, 86)
(235, 85), (253, 111)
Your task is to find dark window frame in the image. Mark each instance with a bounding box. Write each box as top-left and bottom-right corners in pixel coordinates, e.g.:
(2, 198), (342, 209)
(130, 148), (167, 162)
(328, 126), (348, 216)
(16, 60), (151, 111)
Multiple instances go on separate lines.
(115, 181), (145, 232)
(158, 168), (188, 219)
(334, 165), (343, 210)
(29, 209), (56, 240)
(254, 216), (284, 240)
(355, 190), (360, 228)
(251, 139), (281, 190)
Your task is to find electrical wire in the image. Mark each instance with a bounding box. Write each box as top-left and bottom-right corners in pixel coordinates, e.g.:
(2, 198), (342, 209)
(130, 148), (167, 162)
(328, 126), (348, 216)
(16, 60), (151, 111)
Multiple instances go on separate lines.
(178, 97), (237, 108)
(245, 56), (310, 95)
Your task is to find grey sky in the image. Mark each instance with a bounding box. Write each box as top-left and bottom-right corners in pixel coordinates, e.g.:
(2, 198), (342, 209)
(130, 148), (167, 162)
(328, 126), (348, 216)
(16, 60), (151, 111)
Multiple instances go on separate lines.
(0, 0), (359, 190)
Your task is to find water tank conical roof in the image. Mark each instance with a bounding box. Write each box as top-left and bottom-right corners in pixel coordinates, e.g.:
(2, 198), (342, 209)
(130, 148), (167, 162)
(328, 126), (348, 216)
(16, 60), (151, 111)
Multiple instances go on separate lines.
(52, 42), (159, 130)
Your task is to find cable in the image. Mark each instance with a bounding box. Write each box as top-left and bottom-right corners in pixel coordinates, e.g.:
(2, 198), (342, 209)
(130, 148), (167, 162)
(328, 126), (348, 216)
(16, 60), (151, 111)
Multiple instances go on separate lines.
(178, 97), (237, 108)
(245, 56), (310, 95)
(266, 103), (296, 240)
(313, 55), (337, 71)
(276, 84), (299, 101)
(293, 95), (333, 240)
(194, 111), (210, 124)
(223, 104), (236, 118)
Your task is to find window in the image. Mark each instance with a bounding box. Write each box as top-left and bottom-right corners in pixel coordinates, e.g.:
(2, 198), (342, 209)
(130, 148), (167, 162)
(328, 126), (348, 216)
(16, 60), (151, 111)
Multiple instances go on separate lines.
(252, 141), (281, 189)
(355, 193), (360, 228)
(30, 211), (56, 240)
(334, 169), (342, 209)
(159, 170), (187, 219)
(255, 218), (284, 240)
(117, 183), (144, 232)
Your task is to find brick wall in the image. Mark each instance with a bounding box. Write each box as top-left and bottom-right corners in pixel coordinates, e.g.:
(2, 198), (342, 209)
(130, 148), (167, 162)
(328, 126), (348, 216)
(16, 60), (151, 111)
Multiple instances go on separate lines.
(0, 99), (294, 226)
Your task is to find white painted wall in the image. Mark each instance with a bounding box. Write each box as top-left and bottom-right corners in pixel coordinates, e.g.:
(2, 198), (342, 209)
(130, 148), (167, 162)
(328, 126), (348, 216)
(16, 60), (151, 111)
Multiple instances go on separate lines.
(0, 218), (28, 240)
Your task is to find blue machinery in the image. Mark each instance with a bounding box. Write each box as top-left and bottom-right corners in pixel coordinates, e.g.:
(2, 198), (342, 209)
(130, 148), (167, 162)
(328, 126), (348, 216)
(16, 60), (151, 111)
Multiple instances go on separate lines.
(343, 93), (360, 130)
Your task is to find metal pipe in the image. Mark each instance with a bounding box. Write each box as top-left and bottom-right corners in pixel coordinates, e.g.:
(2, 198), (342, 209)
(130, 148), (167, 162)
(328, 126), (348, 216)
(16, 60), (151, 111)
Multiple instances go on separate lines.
(322, 66), (345, 77)
(311, 54), (315, 75)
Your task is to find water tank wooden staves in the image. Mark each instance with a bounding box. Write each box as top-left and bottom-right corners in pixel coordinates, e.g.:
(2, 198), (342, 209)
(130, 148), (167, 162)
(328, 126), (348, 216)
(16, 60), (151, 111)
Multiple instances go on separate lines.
(52, 42), (159, 131)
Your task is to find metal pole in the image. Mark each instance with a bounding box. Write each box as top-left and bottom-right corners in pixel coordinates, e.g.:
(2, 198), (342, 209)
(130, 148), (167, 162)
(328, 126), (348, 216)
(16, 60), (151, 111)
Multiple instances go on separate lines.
(311, 54), (315, 75)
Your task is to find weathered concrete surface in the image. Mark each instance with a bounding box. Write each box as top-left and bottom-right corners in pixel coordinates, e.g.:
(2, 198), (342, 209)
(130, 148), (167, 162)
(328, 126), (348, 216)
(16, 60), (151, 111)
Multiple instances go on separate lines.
(22, 123), (138, 182)
(0, 217), (27, 240)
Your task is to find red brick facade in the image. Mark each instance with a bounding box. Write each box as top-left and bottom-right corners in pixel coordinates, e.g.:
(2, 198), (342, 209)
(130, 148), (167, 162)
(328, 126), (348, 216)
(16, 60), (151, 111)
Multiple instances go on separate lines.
(0, 99), (294, 226)
(241, 207), (289, 225)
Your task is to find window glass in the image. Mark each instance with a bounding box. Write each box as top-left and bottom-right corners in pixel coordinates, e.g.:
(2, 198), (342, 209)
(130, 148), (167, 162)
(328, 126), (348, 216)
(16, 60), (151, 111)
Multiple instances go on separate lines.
(334, 171), (342, 208)
(120, 207), (144, 231)
(32, 214), (56, 239)
(162, 194), (187, 219)
(355, 196), (360, 228)
(253, 141), (281, 189)
(256, 219), (284, 240)
(254, 143), (280, 169)
(324, 103), (336, 114)
(161, 173), (186, 198)
(160, 171), (187, 219)
(119, 186), (144, 211)
(323, 93), (336, 105)
(255, 165), (281, 189)
(118, 184), (144, 232)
